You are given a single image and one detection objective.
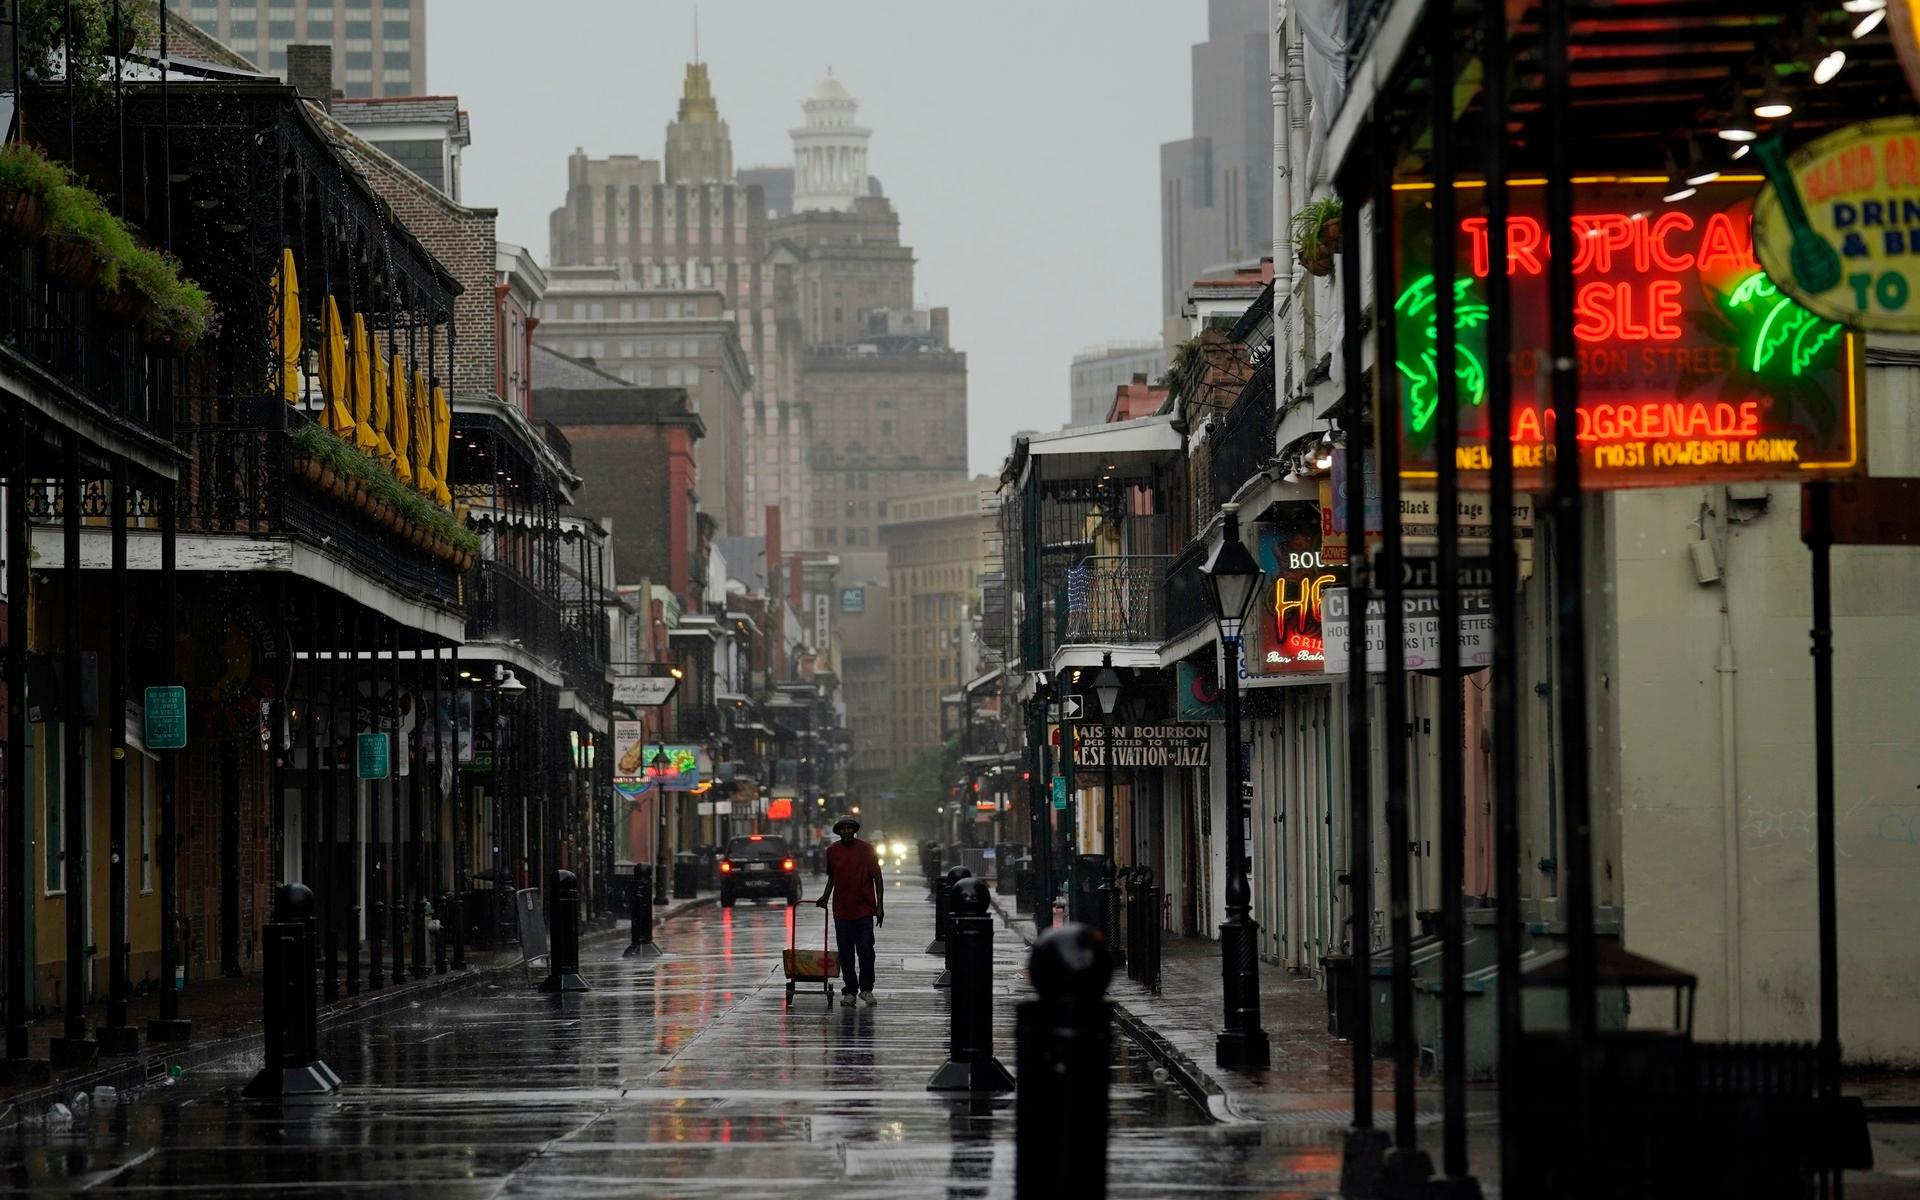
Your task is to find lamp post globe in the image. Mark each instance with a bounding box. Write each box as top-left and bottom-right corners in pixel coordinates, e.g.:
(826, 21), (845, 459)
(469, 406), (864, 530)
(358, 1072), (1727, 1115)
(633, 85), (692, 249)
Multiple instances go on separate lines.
(1201, 504), (1270, 1070)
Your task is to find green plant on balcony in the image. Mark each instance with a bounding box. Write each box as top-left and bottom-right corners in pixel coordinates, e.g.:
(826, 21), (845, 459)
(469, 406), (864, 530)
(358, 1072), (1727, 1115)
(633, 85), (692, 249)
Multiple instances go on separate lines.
(41, 167), (132, 289)
(291, 422), (480, 570)
(1290, 195), (1343, 278)
(17, 0), (157, 96)
(0, 141), (70, 241)
(123, 247), (214, 353)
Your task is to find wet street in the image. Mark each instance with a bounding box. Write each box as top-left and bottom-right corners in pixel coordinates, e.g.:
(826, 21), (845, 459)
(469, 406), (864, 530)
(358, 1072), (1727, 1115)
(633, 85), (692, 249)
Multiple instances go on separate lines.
(0, 879), (1342, 1198)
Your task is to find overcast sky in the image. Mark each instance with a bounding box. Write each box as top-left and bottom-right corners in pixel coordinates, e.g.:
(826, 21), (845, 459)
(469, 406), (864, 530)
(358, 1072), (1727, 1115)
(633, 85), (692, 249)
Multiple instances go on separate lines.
(430, 0), (1208, 475)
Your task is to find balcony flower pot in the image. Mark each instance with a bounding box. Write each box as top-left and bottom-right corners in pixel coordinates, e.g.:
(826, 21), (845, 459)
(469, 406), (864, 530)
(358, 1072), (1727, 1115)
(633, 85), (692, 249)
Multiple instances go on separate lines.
(1290, 197), (1343, 280)
(291, 454), (319, 487)
(0, 188), (47, 243)
(42, 233), (100, 289)
(97, 284), (152, 328)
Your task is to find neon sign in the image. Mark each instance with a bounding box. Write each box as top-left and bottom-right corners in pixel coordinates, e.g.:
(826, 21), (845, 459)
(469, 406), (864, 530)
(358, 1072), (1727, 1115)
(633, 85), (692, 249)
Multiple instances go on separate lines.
(1395, 179), (1864, 488)
(1253, 505), (1343, 677)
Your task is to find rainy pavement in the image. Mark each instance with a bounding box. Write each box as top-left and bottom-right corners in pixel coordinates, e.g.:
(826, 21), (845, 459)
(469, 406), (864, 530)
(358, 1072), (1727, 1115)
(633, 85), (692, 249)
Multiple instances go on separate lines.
(1, 878), (1350, 1198)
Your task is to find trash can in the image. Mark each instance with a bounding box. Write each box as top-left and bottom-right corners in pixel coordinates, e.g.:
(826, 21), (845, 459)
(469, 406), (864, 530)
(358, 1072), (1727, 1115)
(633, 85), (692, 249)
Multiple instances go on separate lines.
(1013, 855), (1035, 914)
(672, 851), (698, 899)
(695, 845), (719, 891)
(994, 843), (1020, 896)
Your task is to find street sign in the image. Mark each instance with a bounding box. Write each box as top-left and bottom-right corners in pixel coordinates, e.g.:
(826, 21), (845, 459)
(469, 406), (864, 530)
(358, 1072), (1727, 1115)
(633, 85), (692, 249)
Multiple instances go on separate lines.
(143, 686), (187, 750)
(356, 732), (390, 780)
(1396, 554), (1496, 593)
(611, 675), (677, 707)
(1051, 775), (1067, 810)
(1058, 694), (1084, 721)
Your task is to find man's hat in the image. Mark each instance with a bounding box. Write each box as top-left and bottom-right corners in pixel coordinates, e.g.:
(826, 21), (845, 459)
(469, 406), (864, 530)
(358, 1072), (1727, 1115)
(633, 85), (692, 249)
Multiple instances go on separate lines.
(832, 815), (860, 833)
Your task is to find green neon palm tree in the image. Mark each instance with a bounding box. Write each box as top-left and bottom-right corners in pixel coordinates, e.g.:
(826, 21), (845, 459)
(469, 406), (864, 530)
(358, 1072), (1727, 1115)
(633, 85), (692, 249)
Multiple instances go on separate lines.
(1394, 273), (1490, 434)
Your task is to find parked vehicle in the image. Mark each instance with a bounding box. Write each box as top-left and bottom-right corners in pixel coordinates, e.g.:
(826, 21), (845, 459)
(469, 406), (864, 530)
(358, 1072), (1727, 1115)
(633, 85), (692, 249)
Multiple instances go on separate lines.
(719, 835), (800, 908)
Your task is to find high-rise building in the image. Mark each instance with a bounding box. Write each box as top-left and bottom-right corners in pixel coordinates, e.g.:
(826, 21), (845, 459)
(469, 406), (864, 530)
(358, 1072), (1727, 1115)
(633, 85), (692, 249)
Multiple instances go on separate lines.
(880, 476), (1000, 771)
(789, 73), (870, 215)
(1069, 341), (1167, 427)
(1159, 0), (1272, 347)
(548, 64), (805, 543)
(535, 267), (752, 537)
(180, 0), (427, 97)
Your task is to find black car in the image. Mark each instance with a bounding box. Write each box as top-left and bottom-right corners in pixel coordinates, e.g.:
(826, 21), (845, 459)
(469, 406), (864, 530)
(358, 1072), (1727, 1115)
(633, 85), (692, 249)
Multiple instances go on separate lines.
(719, 834), (800, 907)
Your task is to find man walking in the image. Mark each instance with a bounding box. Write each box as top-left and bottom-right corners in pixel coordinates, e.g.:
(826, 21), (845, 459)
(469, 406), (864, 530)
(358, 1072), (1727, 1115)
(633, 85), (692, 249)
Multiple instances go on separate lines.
(816, 815), (884, 1005)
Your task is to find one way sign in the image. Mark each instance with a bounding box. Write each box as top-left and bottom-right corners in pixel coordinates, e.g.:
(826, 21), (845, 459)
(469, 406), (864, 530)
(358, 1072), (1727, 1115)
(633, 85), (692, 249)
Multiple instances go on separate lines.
(1058, 694), (1085, 721)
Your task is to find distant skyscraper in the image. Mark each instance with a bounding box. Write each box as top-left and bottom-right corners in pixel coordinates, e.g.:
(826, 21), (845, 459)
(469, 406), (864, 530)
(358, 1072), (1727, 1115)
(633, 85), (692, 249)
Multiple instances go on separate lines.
(790, 73), (870, 214)
(1160, 0), (1271, 347)
(181, 0), (426, 97)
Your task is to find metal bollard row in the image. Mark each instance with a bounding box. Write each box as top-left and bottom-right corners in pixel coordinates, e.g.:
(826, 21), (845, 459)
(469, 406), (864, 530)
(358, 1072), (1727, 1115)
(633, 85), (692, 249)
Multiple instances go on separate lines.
(538, 869), (591, 993)
(929, 876), (1016, 1093)
(1124, 866), (1161, 991)
(623, 867), (662, 960)
(1015, 923), (1111, 1199)
(934, 865), (972, 986)
(242, 883), (340, 1099)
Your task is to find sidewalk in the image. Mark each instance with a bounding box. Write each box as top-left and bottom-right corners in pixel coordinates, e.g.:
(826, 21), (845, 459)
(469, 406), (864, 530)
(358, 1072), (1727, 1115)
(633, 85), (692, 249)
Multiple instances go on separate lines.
(0, 891), (716, 1110)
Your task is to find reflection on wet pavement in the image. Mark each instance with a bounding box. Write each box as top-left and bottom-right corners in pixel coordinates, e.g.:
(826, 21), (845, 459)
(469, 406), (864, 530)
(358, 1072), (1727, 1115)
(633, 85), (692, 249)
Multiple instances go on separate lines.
(0, 883), (1344, 1197)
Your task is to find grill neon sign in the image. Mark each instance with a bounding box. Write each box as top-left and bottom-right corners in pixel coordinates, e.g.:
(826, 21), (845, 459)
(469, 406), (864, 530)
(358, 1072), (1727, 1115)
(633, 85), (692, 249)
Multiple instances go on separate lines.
(1393, 179), (1864, 488)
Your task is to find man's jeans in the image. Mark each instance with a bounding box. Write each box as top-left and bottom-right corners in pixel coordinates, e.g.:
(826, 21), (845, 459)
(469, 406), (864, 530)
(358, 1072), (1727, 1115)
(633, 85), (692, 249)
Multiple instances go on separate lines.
(834, 916), (875, 994)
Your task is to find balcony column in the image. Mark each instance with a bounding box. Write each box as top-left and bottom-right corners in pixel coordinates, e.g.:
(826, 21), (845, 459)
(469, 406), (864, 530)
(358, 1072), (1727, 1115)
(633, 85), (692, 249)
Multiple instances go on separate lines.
(5, 402), (41, 1072)
(388, 621), (406, 986)
(50, 435), (98, 1068)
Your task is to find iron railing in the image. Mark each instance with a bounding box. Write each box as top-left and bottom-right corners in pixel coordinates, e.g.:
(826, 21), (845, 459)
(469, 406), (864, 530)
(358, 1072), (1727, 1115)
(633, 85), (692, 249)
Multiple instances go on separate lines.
(1061, 556), (1171, 646)
(467, 558), (561, 657)
(1209, 358), (1277, 512)
(0, 242), (165, 433)
(176, 398), (462, 606)
(1164, 543), (1213, 645)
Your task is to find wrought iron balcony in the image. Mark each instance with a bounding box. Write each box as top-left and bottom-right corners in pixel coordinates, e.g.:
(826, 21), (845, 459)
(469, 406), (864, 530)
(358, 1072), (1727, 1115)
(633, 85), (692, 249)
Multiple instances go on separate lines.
(466, 558), (561, 659)
(177, 398), (462, 607)
(1164, 543), (1214, 646)
(0, 235), (167, 437)
(1060, 556), (1172, 647)
(1208, 356), (1277, 513)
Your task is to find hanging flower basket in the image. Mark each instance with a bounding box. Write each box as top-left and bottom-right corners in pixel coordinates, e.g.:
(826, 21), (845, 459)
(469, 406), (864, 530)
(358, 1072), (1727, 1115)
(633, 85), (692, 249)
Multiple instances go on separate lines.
(96, 285), (152, 328)
(42, 233), (100, 289)
(1290, 197), (1344, 280)
(0, 188), (46, 243)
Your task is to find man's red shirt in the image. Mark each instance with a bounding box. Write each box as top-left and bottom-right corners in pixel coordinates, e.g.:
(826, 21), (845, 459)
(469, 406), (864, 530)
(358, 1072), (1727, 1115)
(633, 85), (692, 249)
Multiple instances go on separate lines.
(825, 838), (882, 921)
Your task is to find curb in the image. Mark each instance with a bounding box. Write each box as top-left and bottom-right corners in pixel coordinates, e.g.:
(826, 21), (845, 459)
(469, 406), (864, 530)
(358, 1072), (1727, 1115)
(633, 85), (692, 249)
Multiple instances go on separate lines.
(0, 895), (716, 1119)
(986, 893), (1250, 1127)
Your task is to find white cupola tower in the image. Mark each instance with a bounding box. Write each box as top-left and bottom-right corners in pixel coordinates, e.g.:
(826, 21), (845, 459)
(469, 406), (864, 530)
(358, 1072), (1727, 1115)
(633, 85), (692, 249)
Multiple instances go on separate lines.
(790, 71), (871, 213)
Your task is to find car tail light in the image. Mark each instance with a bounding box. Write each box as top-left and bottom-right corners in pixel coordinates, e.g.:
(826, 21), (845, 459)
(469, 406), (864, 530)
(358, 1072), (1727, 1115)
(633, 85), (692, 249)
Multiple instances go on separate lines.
(718, 860), (733, 874)
(781, 858), (795, 872)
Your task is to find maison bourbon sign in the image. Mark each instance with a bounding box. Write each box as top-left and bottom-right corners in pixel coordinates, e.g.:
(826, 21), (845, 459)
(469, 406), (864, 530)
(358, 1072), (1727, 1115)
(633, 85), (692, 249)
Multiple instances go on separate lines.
(1073, 723), (1211, 770)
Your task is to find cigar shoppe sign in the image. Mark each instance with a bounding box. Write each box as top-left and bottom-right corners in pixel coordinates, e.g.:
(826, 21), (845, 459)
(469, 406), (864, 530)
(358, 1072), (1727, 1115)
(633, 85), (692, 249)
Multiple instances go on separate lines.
(1394, 178), (1864, 488)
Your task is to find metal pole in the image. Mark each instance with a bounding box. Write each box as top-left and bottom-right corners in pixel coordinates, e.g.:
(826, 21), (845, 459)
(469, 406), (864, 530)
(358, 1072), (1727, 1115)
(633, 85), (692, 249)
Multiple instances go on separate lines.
(1337, 156), (1385, 1188)
(1806, 482), (1841, 1126)
(101, 461), (134, 1053)
(52, 435), (94, 1066)
(5, 401), (32, 1064)
(151, 459), (187, 1039)
(322, 596), (339, 1001)
(346, 608), (362, 997)
(1372, 109), (1429, 1184)
(450, 644), (467, 971)
(1429, 10), (1477, 1190)
(410, 633), (426, 979)
(388, 625), (404, 985)
(1482, 0), (1523, 1186)
(1029, 689), (1051, 932)
(1542, 0), (1596, 1059)
(1216, 509), (1268, 1071)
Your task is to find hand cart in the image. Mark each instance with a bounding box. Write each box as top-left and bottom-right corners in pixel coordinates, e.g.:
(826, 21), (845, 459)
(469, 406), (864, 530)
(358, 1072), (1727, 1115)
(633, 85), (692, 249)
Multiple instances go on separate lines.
(783, 905), (838, 1007)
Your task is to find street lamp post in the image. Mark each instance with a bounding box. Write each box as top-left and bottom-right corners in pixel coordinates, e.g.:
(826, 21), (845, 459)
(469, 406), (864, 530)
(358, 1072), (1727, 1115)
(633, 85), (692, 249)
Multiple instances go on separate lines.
(1092, 654), (1123, 959)
(1201, 503), (1271, 1070)
(650, 747), (671, 905)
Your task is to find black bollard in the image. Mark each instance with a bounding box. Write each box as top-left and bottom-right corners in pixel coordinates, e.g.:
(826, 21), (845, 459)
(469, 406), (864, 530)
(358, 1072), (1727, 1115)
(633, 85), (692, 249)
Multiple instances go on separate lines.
(243, 883), (339, 1098)
(935, 865), (972, 987)
(929, 863), (968, 958)
(1141, 870), (1161, 992)
(1014, 854), (1035, 915)
(622, 868), (662, 960)
(929, 877), (1016, 1093)
(538, 870), (591, 992)
(925, 842), (945, 898)
(1015, 924), (1111, 1199)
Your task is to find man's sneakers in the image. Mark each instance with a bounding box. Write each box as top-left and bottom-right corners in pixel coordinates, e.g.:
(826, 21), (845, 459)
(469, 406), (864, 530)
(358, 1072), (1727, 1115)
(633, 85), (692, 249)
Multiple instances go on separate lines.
(859, 990), (877, 1006)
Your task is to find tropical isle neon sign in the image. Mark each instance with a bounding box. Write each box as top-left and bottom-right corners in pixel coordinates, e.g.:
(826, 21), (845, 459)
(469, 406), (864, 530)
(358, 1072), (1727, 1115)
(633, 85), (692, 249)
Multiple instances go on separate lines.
(1394, 179), (1864, 488)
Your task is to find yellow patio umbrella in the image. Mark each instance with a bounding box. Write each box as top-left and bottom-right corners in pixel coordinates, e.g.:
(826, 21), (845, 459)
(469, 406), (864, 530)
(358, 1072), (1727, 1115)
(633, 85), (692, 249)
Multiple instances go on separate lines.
(389, 350), (413, 485)
(430, 384), (452, 507)
(410, 369), (436, 498)
(349, 314), (384, 454)
(317, 297), (355, 438)
(273, 247), (301, 406)
(370, 342), (394, 466)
